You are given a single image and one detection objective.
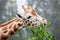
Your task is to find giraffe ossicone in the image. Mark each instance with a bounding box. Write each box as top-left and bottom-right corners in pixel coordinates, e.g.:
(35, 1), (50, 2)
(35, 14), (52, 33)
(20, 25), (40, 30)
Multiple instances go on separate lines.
(0, 5), (47, 40)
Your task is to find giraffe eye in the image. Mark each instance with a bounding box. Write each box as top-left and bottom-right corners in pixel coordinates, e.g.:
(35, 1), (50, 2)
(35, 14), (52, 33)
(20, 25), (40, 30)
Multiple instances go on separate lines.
(27, 16), (31, 19)
(17, 14), (22, 18)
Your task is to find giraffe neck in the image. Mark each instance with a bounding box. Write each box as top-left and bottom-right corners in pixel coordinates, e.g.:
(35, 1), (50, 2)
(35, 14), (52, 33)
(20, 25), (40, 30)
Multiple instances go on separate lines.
(0, 17), (40, 40)
(0, 18), (19, 27)
(0, 18), (25, 40)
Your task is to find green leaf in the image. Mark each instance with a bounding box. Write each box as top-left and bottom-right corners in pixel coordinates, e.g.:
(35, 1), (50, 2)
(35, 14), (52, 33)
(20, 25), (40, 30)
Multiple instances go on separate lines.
(28, 21), (55, 40)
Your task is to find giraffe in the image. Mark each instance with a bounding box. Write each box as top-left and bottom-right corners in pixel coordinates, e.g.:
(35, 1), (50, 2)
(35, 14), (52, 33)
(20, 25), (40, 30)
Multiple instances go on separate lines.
(0, 5), (47, 40)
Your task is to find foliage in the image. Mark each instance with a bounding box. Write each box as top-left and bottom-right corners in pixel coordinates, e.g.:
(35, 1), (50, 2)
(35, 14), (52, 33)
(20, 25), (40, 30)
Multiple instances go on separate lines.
(28, 22), (55, 40)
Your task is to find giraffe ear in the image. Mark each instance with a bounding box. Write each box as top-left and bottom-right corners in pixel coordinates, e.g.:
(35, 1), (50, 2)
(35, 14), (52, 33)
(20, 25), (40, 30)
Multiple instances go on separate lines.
(17, 14), (22, 18)
(22, 5), (27, 13)
(27, 5), (32, 9)
(27, 5), (37, 16)
(22, 5), (37, 16)
(31, 9), (37, 16)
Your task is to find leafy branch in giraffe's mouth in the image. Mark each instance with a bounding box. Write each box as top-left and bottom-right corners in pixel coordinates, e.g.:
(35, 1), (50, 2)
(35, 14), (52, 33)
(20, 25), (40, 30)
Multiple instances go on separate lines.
(28, 21), (55, 40)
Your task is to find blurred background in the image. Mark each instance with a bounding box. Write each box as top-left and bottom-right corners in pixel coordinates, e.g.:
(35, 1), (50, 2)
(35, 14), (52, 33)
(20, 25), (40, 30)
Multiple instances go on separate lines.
(0, 0), (60, 40)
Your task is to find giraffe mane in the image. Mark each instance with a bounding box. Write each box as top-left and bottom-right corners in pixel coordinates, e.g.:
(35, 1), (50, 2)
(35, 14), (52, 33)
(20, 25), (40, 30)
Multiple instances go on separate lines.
(0, 18), (20, 27)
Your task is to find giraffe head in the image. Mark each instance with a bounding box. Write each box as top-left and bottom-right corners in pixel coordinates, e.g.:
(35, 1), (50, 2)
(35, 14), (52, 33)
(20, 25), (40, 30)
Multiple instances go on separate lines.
(17, 5), (47, 27)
